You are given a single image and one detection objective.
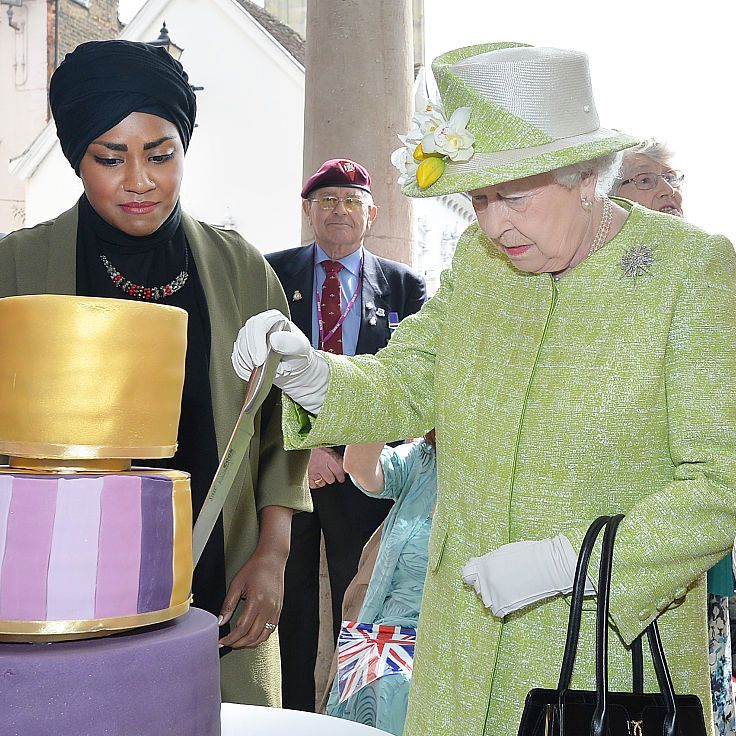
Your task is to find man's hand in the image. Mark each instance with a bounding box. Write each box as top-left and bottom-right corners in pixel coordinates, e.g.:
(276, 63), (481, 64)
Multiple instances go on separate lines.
(308, 447), (346, 489)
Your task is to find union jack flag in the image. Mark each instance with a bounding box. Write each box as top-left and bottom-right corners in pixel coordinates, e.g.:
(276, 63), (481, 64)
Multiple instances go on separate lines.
(336, 621), (416, 703)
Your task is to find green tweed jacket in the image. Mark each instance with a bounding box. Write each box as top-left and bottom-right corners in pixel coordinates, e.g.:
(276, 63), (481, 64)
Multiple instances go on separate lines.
(283, 202), (736, 736)
(0, 204), (312, 706)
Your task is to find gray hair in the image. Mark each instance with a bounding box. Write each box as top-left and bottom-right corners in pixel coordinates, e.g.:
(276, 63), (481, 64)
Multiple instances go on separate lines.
(552, 152), (623, 198)
(610, 138), (675, 192)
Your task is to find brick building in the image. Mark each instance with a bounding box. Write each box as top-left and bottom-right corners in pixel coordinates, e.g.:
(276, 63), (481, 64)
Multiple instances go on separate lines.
(0, 0), (120, 232)
(49, 0), (121, 83)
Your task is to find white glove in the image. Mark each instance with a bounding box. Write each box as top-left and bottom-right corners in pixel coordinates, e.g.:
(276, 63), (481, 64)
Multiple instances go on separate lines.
(231, 309), (329, 415)
(461, 535), (595, 618)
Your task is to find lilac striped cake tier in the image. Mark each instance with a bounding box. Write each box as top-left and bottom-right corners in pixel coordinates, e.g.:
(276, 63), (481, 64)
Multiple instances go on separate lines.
(0, 469), (192, 641)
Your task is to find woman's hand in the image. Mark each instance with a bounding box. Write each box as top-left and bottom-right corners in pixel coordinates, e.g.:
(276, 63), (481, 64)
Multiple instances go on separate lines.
(217, 548), (285, 649)
(231, 309), (330, 414)
(217, 505), (293, 649)
(461, 535), (594, 617)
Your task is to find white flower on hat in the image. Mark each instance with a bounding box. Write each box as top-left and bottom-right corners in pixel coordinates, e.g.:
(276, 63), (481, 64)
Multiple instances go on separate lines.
(390, 146), (419, 187)
(421, 107), (475, 162)
(405, 103), (447, 143)
(400, 76), (447, 147)
(391, 70), (476, 190)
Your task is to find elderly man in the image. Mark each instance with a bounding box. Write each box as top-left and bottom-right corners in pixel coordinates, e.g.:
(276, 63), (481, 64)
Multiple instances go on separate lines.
(266, 158), (426, 711)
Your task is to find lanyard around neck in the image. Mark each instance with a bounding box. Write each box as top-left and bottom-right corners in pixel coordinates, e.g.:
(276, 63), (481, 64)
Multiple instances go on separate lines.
(314, 245), (363, 350)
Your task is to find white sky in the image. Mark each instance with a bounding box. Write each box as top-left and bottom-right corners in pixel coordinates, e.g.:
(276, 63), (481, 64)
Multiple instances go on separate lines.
(118, 0), (735, 239)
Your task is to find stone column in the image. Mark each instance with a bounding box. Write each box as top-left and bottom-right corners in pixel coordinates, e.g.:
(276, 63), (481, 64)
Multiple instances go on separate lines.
(302, 0), (415, 264)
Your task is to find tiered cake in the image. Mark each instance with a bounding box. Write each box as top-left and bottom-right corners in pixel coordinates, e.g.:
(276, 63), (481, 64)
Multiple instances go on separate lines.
(0, 296), (221, 736)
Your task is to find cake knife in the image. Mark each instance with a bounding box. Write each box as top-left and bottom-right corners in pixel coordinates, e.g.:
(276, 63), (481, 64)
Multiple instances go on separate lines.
(192, 327), (284, 568)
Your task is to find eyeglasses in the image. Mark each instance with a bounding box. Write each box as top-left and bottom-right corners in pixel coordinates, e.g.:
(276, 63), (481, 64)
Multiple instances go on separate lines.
(618, 170), (684, 191)
(309, 195), (369, 212)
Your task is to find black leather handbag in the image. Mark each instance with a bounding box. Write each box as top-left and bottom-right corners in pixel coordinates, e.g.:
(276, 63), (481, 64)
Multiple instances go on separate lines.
(517, 514), (707, 736)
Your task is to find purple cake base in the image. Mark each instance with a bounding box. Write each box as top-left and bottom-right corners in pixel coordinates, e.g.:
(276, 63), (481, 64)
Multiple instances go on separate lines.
(0, 607), (221, 736)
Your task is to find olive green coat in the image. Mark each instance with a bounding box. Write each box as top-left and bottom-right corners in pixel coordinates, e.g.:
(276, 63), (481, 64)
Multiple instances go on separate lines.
(0, 204), (311, 706)
(282, 203), (736, 736)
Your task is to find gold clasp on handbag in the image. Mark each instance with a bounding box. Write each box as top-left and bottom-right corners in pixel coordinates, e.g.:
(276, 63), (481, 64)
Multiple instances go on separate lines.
(544, 704), (553, 736)
(628, 720), (644, 736)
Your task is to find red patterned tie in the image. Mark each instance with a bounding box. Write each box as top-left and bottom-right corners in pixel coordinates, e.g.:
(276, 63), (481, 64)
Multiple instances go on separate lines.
(320, 260), (344, 354)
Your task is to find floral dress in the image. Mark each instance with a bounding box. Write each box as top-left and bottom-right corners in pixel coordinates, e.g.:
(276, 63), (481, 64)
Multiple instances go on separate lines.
(709, 556), (736, 736)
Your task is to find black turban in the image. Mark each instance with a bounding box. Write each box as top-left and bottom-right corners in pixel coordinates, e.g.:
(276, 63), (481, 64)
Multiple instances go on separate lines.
(49, 40), (197, 173)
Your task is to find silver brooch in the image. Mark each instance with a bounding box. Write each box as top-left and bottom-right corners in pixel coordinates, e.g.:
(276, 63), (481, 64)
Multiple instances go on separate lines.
(621, 244), (654, 282)
(292, 290), (302, 301)
(375, 307), (385, 317)
(369, 315), (377, 326)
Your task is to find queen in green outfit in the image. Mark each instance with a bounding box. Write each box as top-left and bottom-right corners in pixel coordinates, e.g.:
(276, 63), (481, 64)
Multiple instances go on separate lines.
(233, 43), (736, 736)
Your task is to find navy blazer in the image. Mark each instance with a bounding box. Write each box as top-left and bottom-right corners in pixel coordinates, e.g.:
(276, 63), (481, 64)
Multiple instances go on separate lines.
(266, 244), (426, 356)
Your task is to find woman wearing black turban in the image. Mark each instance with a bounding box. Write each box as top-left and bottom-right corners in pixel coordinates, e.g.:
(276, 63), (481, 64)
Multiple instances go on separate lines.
(0, 40), (310, 706)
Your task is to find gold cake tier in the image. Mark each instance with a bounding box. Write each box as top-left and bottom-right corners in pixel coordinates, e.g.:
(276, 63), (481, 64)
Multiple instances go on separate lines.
(0, 295), (187, 459)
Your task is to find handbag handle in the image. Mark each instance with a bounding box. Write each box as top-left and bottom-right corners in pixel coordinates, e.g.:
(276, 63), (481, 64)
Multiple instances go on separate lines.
(590, 513), (624, 736)
(556, 515), (610, 692)
(592, 515), (678, 736)
(631, 634), (644, 694)
(646, 620), (678, 735)
(556, 515), (678, 736)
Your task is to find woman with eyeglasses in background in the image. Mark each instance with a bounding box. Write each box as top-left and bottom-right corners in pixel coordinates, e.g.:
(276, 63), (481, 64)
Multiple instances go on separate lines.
(612, 138), (736, 736)
(612, 138), (684, 217)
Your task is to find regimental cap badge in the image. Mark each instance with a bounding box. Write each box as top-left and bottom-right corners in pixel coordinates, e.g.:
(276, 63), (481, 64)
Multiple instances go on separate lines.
(339, 160), (356, 181)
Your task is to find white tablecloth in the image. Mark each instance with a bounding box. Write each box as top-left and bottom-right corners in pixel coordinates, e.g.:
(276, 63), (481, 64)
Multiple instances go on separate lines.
(220, 703), (393, 735)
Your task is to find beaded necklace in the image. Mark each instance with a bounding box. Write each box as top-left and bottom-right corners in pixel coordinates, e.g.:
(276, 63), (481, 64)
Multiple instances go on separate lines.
(99, 248), (189, 301)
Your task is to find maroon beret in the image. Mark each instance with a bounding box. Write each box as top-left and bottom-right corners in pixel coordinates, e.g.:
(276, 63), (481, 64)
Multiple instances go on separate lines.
(301, 158), (372, 198)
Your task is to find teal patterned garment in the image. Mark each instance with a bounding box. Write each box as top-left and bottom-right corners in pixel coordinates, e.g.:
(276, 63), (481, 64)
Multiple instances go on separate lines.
(709, 555), (736, 598)
(326, 439), (437, 735)
(708, 555), (736, 735)
(283, 201), (736, 736)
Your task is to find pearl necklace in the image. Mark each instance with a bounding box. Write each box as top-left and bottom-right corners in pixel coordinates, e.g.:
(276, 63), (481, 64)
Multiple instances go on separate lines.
(587, 197), (613, 257)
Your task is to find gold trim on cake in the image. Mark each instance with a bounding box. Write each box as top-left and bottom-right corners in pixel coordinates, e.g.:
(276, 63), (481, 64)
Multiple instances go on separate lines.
(0, 295), (187, 460)
(0, 600), (191, 642)
(171, 475), (194, 608)
(4, 442), (177, 460)
(9, 456), (133, 472)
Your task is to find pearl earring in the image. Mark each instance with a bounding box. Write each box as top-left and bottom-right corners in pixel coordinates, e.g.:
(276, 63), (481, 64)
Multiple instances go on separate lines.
(581, 197), (593, 211)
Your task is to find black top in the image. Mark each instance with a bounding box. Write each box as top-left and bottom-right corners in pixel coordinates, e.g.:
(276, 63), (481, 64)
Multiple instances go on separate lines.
(75, 195), (225, 620)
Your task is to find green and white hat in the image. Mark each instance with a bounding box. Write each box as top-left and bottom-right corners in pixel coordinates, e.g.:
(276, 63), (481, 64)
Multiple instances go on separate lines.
(394, 42), (638, 198)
